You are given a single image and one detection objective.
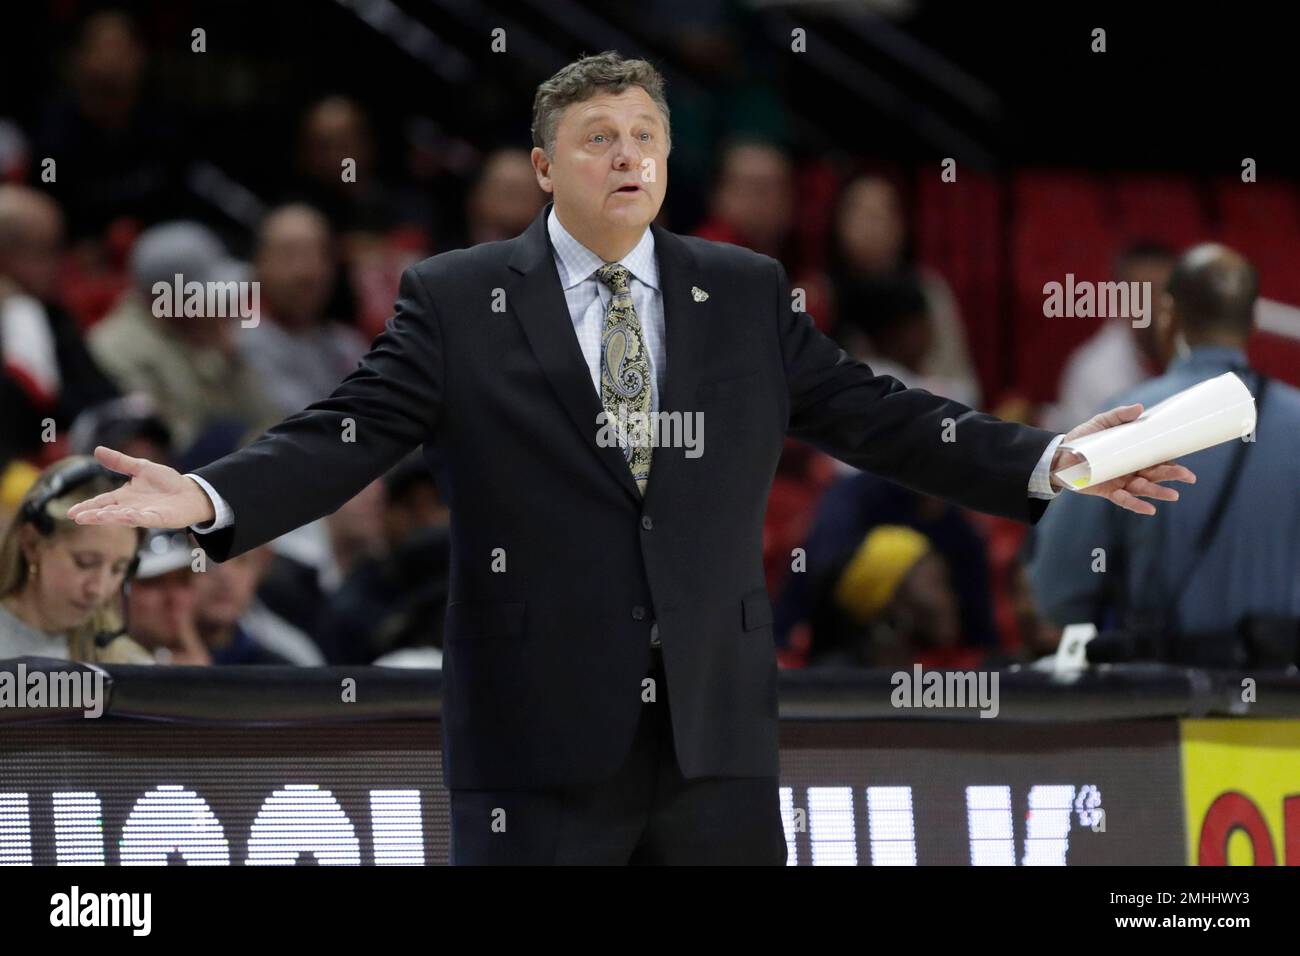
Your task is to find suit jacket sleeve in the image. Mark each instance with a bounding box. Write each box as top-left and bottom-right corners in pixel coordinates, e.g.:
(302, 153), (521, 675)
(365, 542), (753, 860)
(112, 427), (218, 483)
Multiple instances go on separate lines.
(190, 265), (444, 561)
(775, 260), (1055, 524)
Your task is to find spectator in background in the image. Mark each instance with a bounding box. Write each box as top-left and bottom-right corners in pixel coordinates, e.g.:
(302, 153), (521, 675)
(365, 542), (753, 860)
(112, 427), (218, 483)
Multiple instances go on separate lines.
(464, 148), (547, 246)
(695, 139), (800, 270)
(1041, 241), (1177, 434)
(1028, 243), (1300, 645)
(88, 221), (278, 452)
(32, 10), (192, 241)
(287, 98), (438, 339)
(169, 417), (368, 661)
(324, 477), (388, 581)
(67, 392), (173, 467)
(317, 453), (450, 665)
(832, 272), (979, 408)
(1003, 535), (1063, 665)
(240, 204), (368, 416)
(191, 545), (310, 665)
(0, 456), (151, 663)
(697, 139), (834, 599)
(125, 529), (210, 665)
(775, 467), (1001, 659)
(252, 477), (388, 649)
(806, 525), (970, 669)
(0, 186), (120, 467)
(825, 174), (982, 408)
(289, 95), (434, 238)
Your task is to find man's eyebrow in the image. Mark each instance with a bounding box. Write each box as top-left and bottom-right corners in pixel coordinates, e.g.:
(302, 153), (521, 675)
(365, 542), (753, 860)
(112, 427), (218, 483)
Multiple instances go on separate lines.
(577, 111), (661, 126)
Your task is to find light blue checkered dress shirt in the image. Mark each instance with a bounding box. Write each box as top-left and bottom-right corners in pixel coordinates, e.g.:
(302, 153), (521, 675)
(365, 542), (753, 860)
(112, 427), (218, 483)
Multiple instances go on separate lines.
(546, 206), (667, 414)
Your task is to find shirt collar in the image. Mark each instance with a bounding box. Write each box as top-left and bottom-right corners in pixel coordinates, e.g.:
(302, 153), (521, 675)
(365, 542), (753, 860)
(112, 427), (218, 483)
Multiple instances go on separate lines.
(1168, 343), (1251, 374)
(547, 206), (659, 292)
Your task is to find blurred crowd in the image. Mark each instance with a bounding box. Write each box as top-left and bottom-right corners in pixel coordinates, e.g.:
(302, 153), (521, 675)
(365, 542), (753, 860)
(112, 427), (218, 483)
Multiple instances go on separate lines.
(2, 9), (1298, 670)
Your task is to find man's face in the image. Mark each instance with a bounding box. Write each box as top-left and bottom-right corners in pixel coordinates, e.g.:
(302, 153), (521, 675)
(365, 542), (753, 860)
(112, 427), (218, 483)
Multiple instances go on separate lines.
(128, 568), (196, 649)
(255, 210), (334, 328)
(1120, 256), (1175, 366)
(193, 548), (268, 630)
(837, 178), (904, 273)
(532, 87), (668, 244)
(469, 151), (546, 244)
(0, 203), (64, 302)
(896, 552), (961, 650)
(300, 99), (372, 186)
(715, 144), (794, 252)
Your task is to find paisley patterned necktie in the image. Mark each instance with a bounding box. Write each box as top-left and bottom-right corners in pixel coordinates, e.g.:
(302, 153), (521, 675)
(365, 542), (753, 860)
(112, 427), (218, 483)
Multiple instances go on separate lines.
(595, 262), (653, 494)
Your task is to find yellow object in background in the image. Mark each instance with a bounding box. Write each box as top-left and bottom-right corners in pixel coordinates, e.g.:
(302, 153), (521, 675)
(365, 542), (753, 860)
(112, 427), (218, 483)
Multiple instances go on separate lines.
(833, 524), (931, 625)
(0, 459), (41, 512)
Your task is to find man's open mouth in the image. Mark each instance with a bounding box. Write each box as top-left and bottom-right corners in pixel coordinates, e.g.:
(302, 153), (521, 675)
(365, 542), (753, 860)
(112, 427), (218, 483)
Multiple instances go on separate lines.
(615, 184), (641, 193)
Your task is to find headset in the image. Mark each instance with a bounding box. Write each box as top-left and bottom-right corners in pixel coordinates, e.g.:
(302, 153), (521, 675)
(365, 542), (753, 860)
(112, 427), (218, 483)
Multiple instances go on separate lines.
(19, 459), (141, 648)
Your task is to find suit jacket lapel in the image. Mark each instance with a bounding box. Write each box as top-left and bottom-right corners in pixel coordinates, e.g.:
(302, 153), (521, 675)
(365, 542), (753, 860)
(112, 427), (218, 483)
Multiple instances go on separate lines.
(508, 204), (642, 505)
(643, 224), (711, 507)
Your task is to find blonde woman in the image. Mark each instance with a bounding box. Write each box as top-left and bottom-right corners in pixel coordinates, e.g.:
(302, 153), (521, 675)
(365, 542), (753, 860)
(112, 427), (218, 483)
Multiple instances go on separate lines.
(0, 456), (152, 663)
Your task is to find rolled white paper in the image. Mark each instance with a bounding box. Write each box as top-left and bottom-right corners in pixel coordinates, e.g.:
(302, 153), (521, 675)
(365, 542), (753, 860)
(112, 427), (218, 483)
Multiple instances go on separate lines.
(1053, 371), (1257, 491)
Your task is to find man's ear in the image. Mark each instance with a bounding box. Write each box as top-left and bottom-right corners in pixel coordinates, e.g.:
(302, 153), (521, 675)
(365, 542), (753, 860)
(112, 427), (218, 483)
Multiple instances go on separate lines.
(530, 146), (554, 194)
(1156, 292), (1178, 354)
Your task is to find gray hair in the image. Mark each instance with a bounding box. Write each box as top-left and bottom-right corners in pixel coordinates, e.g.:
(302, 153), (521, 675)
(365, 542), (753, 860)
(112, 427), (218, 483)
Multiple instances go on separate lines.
(129, 221), (227, 294)
(531, 51), (671, 156)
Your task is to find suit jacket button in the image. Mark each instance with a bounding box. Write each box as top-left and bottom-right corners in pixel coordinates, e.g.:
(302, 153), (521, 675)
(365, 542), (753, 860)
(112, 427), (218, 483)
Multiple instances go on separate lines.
(632, 606), (647, 621)
(640, 515), (654, 531)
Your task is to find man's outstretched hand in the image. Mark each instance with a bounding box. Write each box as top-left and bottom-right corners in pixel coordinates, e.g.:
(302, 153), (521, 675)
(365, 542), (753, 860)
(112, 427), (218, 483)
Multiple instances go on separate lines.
(1050, 403), (1197, 515)
(67, 446), (215, 529)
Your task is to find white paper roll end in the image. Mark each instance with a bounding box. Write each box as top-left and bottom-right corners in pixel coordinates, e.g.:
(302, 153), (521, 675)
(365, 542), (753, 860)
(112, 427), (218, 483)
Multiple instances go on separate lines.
(1054, 459), (1094, 491)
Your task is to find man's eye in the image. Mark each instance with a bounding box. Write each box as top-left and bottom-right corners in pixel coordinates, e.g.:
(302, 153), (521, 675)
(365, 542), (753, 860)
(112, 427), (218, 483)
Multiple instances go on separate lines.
(639, 132), (651, 141)
(591, 133), (606, 143)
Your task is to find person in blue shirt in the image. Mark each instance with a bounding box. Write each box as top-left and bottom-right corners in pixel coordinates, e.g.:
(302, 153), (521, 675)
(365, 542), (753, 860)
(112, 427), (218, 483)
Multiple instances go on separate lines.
(1028, 243), (1300, 643)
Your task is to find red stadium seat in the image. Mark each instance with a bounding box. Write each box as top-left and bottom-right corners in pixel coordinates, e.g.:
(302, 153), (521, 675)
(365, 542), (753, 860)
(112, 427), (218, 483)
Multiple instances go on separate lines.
(1111, 173), (1209, 248)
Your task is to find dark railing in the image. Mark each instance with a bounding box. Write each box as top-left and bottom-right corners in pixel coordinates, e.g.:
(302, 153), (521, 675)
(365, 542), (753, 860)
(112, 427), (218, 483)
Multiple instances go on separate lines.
(4, 657), (1298, 725)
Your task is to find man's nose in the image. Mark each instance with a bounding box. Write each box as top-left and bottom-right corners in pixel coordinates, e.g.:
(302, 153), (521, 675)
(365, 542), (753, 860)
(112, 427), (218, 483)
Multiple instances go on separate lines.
(612, 135), (642, 168)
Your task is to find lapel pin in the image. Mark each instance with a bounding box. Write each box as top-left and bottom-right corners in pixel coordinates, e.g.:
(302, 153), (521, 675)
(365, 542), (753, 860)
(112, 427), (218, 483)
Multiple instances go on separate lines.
(691, 286), (709, 302)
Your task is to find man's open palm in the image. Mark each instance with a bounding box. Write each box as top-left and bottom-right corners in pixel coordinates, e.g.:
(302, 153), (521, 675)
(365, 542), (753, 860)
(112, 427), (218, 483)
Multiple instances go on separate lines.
(67, 446), (215, 529)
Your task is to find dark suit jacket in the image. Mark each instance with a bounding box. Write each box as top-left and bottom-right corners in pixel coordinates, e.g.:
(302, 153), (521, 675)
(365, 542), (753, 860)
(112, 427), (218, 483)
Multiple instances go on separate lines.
(193, 201), (1057, 789)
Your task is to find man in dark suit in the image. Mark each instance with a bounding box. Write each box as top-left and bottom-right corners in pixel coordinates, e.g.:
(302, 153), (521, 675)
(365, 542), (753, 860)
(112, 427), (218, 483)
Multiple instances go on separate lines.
(70, 52), (1195, 864)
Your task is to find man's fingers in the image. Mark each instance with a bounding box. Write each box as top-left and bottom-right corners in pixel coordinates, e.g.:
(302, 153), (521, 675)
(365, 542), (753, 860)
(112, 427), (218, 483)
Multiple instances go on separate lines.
(1110, 487), (1156, 515)
(87, 506), (135, 525)
(1092, 403), (1144, 429)
(67, 491), (122, 521)
(1126, 477), (1180, 501)
(1138, 462), (1197, 484)
(94, 445), (149, 478)
(94, 506), (157, 527)
(71, 504), (149, 526)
